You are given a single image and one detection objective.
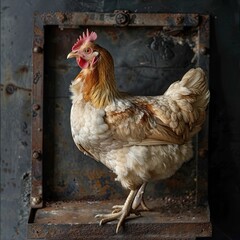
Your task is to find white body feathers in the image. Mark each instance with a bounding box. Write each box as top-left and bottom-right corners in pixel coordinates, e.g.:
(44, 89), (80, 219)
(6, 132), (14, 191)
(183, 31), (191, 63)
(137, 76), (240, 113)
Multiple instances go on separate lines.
(70, 68), (209, 190)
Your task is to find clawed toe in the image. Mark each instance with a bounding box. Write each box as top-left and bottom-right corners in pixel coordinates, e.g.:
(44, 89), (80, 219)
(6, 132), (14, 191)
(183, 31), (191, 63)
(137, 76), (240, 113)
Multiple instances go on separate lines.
(112, 205), (123, 209)
(111, 205), (123, 213)
(95, 209), (130, 232)
(95, 185), (149, 233)
(95, 190), (139, 233)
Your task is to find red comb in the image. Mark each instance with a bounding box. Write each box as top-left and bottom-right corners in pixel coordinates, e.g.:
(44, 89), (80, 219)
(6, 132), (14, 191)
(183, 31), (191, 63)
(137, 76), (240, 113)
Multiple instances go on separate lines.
(72, 29), (97, 51)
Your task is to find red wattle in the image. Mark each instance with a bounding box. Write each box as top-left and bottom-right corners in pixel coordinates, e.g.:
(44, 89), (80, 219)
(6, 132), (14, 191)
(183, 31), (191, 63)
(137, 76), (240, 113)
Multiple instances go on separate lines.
(77, 58), (89, 69)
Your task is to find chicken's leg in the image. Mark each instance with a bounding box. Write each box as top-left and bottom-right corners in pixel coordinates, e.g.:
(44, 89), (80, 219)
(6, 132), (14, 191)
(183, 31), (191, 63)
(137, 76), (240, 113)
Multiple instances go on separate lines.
(132, 182), (149, 211)
(112, 182), (149, 213)
(95, 189), (138, 233)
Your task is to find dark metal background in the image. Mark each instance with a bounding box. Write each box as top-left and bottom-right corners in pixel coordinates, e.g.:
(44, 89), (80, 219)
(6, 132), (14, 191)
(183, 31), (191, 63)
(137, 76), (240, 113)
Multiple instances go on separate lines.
(1, 1), (240, 240)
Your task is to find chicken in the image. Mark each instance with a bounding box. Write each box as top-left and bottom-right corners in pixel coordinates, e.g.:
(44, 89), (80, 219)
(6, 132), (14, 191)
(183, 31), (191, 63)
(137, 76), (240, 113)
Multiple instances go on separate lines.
(67, 29), (210, 233)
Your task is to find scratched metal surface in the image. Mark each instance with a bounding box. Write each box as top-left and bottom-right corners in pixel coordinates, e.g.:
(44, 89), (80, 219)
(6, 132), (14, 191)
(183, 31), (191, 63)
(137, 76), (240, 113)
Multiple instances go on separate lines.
(43, 25), (197, 202)
(28, 200), (211, 239)
(1, 1), (240, 240)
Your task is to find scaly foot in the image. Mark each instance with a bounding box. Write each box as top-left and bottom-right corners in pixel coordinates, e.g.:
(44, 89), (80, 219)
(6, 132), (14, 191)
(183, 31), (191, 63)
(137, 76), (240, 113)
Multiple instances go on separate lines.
(132, 182), (149, 211)
(111, 204), (141, 215)
(95, 190), (138, 233)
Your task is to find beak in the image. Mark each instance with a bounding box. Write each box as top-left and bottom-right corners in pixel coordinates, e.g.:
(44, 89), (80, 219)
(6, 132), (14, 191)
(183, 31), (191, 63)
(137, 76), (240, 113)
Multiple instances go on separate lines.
(67, 51), (79, 59)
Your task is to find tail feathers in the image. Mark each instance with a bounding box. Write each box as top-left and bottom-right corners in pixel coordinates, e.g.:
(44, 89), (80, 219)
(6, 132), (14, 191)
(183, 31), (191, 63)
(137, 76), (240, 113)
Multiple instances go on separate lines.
(164, 68), (210, 136)
(181, 68), (210, 109)
(164, 68), (210, 110)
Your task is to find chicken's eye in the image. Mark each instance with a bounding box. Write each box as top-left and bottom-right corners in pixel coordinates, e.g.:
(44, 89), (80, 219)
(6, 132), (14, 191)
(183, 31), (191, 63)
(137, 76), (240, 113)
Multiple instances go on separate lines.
(84, 47), (92, 54)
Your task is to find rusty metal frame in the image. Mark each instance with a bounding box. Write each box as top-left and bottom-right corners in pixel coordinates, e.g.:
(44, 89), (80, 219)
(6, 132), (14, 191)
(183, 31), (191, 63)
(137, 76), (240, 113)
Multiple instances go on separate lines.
(31, 16), (44, 208)
(30, 11), (210, 239)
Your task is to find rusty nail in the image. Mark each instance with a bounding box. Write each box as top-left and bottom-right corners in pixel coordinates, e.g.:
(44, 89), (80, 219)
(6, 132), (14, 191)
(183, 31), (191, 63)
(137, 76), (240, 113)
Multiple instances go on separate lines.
(6, 84), (16, 94)
(32, 104), (40, 111)
(32, 150), (41, 160)
(33, 46), (43, 53)
(31, 196), (42, 205)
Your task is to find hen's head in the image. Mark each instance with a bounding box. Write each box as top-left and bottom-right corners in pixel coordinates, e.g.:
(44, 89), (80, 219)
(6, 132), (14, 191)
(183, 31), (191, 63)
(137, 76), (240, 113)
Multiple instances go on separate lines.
(67, 29), (99, 69)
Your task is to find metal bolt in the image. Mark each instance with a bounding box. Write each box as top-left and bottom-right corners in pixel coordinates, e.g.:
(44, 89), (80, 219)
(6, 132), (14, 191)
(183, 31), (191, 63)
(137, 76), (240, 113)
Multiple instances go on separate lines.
(176, 16), (184, 24)
(32, 104), (40, 111)
(31, 196), (42, 205)
(32, 151), (41, 160)
(33, 46), (43, 53)
(57, 12), (67, 23)
(115, 12), (130, 26)
(5, 84), (16, 94)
